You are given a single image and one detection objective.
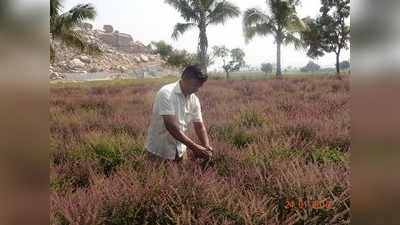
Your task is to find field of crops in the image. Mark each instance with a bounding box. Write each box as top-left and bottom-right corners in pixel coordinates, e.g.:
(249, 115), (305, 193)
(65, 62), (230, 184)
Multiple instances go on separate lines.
(50, 75), (350, 225)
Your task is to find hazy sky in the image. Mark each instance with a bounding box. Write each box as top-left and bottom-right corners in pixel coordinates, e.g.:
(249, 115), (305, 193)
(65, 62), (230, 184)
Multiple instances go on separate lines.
(63, 0), (350, 70)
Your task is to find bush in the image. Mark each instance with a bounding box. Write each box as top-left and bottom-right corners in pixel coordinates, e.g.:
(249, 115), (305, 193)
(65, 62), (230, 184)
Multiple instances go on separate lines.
(87, 135), (124, 176)
(232, 130), (255, 149)
(238, 109), (265, 128)
(310, 147), (347, 164)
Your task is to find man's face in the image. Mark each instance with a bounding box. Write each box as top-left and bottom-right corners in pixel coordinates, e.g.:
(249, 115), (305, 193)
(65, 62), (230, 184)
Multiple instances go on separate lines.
(184, 79), (205, 94)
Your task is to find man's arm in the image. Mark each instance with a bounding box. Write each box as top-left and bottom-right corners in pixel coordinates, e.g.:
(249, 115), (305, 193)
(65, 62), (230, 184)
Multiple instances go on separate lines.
(193, 121), (211, 150)
(162, 115), (211, 158)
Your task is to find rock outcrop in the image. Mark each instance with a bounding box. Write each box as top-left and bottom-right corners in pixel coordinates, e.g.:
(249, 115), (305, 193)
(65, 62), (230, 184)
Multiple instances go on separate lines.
(50, 23), (177, 80)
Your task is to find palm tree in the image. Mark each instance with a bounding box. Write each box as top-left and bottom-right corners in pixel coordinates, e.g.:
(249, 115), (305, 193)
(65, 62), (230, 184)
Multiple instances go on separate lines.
(243, 0), (306, 77)
(50, 0), (99, 61)
(165, 0), (240, 74)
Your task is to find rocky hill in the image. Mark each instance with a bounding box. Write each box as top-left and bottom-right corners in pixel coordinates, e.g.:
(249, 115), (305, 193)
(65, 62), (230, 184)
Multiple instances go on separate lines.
(50, 23), (178, 81)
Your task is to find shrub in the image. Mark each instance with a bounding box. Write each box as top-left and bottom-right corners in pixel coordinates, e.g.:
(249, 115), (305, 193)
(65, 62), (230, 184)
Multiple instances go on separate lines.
(310, 147), (347, 164)
(232, 130), (255, 149)
(237, 109), (265, 128)
(86, 135), (124, 176)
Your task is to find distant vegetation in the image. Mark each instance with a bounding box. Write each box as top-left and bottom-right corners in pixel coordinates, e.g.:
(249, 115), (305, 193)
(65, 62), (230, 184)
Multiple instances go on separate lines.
(340, 60), (350, 70)
(261, 63), (273, 75)
(212, 45), (246, 79)
(301, 61), (321, 73)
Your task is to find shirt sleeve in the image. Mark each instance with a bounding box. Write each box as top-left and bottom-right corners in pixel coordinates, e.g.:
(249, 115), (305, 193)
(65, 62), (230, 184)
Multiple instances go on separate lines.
(157, 91), (175, 116)
(191, 96), (203, 122)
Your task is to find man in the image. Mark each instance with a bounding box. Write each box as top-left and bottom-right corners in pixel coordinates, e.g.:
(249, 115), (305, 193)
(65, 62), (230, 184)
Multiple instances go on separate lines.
(145, 64), (213, 161)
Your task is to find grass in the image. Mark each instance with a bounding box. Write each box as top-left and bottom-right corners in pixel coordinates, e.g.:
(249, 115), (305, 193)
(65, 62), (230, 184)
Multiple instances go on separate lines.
(50, 74), (350, 225)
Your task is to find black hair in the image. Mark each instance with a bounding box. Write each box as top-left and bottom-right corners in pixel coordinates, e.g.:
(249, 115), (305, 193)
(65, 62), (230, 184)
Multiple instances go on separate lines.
(181, 64), (208, 81)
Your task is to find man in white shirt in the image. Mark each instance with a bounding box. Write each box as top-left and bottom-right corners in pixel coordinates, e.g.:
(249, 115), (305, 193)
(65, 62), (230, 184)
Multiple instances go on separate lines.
(145, 64), (213, 161)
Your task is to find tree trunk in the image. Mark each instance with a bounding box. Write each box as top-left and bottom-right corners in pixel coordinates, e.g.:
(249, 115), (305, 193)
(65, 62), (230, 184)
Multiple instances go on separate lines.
(198, 19), (208, 75)
(336, 51), (340, 76)
(50, 36), (55, 63)
(276, 40), (282, 78)
(226, 70), (230, 80)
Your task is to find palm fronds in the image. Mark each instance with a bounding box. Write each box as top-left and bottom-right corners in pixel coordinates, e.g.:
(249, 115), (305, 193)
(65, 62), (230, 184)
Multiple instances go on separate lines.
(172, 23), (196, 40)
(50, 0), (99, 59)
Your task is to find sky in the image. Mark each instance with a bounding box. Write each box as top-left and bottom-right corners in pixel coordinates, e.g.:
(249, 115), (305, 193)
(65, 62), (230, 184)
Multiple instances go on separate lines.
(62, 0), (350, 70)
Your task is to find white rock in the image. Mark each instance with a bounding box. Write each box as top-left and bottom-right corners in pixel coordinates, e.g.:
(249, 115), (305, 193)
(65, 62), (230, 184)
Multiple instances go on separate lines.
(118, 66), (127, 72)
(79, 55), (91, 63)
(69, 58), (85, 68)
(140, 54), (149, 62)
(134, 56), (142, 63)
(50, 72), (59, 80)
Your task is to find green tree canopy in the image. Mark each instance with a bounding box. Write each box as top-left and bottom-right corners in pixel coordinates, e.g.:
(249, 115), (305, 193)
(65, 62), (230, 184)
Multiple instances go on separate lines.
(261, 63), (273, 75)
(212, 45), (245, 79)
(339, 60), (350, 70)
(302, 0), (350, 75)
(300, 61), (321, 73)
(150, 41), (173, 60)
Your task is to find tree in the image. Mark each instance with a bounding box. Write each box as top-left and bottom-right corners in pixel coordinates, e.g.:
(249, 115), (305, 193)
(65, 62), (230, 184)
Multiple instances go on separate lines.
(302, 0), (350, 75)
(243, 0), (307, 77)
(320, 0), (350, 75)
(301, 17), (325, 59)
(165, 0), (240, 74)
(166, 50), (192, 68)
(50, 0), (99, 62)
(149, 40), (209, 70)
(212, 46), (245, 79)
(150, 41), (173, 60)
(261, 63), (273, 75)
(339, 60), (350, 70)
(300, 61), (320, 73)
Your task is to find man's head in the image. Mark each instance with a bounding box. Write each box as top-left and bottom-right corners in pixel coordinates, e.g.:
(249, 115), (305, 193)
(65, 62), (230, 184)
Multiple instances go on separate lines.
(180, 64), (208, 95)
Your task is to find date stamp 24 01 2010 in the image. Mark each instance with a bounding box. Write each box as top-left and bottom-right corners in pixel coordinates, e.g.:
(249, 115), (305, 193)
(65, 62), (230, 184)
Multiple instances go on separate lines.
(284, 198), (333, 209)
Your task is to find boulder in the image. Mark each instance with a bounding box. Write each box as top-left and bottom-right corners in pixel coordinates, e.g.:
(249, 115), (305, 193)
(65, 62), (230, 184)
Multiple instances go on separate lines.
(99, 33), (116, 46)
(103, 24), (114, 33)
(49, 72), (59, 80)
(49, 72), (65, 80)
(115, 32), (133, 48)
(98, 32), (133, 49)
(140, 54), (149, 62)
(69, 58), (85, 69)
(82, 23), (93, 30)
(118, 66), (127, 73)
(89, 66), (98, 73)
(134, 56), (141, 63)
(79, 55), (91, 63)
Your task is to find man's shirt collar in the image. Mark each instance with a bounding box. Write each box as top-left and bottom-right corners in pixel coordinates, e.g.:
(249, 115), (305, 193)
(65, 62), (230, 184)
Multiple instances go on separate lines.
(173, 80), (189, 98)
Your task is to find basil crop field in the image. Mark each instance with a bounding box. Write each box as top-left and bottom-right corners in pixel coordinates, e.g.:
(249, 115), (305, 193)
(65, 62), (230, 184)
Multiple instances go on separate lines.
(50, 75), (350, 225)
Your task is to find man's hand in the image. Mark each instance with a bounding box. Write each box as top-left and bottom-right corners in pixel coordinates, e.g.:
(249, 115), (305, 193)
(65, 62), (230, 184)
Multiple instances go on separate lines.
(192, 144), (213, 160)
(205, 145), (213, 152)
(205, 145), (213, 158)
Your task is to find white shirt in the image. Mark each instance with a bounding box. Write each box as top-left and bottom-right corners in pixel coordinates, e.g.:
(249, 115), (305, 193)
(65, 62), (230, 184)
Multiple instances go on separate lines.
(145, 80), (203, 160)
